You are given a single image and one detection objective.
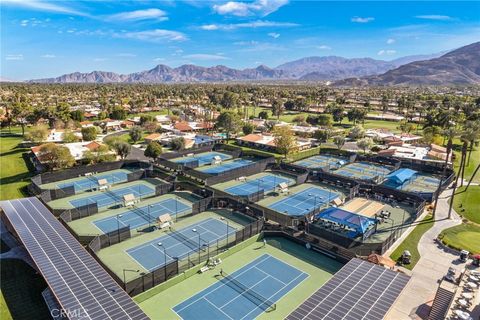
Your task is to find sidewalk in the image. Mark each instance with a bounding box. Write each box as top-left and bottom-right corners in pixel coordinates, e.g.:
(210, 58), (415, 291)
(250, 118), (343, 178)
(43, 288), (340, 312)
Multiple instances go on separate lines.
(387, 188), (465, 319)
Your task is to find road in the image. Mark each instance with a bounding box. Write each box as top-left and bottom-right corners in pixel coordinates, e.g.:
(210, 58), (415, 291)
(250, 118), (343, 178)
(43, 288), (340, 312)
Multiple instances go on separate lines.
(387, 187), (465, 319)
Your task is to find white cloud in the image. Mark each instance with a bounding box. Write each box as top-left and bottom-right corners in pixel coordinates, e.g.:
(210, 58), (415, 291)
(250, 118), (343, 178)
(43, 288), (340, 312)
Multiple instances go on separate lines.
(386, 38), (395, 44)
(5, 54), (24, 61)
(316, 45), (331, 50)
(234, 40), (260, 46)
(2, 0), (86, 16)
(415, 15), (453, 21)
(107, 8), (168, 22)
(117, 29), (188, 42)
(183, 54), (230, 60)
(20, 19), (29, 27)
(200, 20), (298, 30)
(378, 49), (397, 56)
(41, 54), (56, 58)
(351, 16), (375, 23)
(153, 57), (165, 62)
(213, 0), (288, 17)
(268, 32), (280, 38)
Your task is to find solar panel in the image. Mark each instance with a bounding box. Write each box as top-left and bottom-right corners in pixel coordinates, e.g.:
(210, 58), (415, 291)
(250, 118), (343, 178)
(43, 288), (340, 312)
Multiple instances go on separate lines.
(0, 197), (149, 320)
(286, 258), (409, 320)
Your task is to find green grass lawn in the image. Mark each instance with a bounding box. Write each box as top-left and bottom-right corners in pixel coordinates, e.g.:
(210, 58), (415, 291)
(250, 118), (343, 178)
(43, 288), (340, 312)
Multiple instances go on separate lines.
(1, 259), (51, 320)
(453, 186), (480, 224)
(390, 215), (434, 270)
(105, 132), (146, 145)
(0, 128), (43, 320)
(0, 130), (32, 200)
(439, 223), (480, 254)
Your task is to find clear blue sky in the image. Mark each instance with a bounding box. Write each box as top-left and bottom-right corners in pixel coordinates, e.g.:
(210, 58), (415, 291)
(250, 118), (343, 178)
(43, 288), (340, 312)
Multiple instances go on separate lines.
(1, 0), (479, 80)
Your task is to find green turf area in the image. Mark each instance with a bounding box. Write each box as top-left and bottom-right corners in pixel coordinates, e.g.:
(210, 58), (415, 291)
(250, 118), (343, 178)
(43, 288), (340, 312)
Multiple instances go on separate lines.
(389, 215), (434, 270)
(1, 259), (51, 320)
(46, 178), (165, 209)
(0, 130), (32, 200)
(96, 210), (255, 282)
(439, 223), (480, 254)
(226, 141), (283, 159)
(68, 191), (200, 236)
(135, 236), (342, 320)
(453, 186), (480, 224)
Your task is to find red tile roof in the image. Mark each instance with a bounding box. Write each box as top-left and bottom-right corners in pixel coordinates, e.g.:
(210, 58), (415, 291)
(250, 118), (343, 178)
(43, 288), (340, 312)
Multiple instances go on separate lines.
(174, 122), (193, 132)
(85, 141), (101, 151)
(239, 134), (262, 142)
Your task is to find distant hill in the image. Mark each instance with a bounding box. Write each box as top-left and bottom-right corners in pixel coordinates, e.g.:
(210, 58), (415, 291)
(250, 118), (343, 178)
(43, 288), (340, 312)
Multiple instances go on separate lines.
(28, 46), (473, 84)
(335, 42), (480, 86)
(275, 56), (397, 80)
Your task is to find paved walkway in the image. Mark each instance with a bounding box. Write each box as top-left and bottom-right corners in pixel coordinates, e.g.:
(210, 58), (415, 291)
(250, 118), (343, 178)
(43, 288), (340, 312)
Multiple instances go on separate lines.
(387, 187), (466, 319)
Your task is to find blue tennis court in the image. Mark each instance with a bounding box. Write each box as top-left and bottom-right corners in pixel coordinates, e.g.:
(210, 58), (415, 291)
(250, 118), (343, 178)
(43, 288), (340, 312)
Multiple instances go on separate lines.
(172, 152), (232, 166)
(293, 155), (348, 170)
(69, 184), (155, 209)
(225, 174), (293, 196)
(93, 198), (191, 234)
(268, 187), (340, 216)
(174, 254), (308, 320)
(57, 170), (130, 192)
(127, 218), (236, 271)
(198, 158), (254, 174)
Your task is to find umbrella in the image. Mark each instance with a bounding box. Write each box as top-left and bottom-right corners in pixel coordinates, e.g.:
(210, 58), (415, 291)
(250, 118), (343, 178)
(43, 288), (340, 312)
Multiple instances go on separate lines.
(462, 292), (473, 299)
(469, 275), (479, 282)
(466, 282), (478, 288)
(454, 310), (471, 320)
(458, 299), (468, 307)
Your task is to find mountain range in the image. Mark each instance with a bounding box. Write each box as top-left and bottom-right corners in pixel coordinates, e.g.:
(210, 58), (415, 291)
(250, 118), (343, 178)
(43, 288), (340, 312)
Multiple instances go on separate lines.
(335, 42), (480, 86)
(26, 42), (480, 85)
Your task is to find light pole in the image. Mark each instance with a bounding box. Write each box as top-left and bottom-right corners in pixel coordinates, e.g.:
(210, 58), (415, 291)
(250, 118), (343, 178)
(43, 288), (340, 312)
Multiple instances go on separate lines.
(175, 196), (179, 222)
(116, 214), (123, 241)
(202, 243), (210, 260)
(157, 242), (168, 281)
(192, 228), (201, 264)
(122, 269), (139, 290)
(221, 217), (230, 248)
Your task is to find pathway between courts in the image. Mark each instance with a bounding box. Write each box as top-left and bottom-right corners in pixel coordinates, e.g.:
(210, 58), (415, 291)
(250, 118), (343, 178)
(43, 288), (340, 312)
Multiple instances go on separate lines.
(386, 187), (466, 320)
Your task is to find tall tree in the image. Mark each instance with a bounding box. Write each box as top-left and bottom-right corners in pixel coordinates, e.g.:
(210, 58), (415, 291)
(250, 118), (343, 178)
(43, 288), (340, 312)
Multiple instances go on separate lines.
(273, 126), (295, 159)
(215, 111), (242, 140)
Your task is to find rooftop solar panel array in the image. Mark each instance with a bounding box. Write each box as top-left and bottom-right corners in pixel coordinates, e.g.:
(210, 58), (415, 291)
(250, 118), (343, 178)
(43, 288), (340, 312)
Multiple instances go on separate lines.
(0, 197), (149, 320)
(286, 258), (409, 320)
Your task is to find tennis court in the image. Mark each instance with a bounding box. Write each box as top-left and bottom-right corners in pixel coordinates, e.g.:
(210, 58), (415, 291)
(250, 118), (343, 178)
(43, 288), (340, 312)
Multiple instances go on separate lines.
(197, 158), (255, 174)
(39, 168), (135, 191)
(383, 173), (440, 193)
(333, 161), (393, 181)
(293, 155), (348, 170)
(58, 170), (132, 192)
(69, 183), (155, 209)
(225, 174), (294, 196)
(173, 254), (308, 320)
(268, 186), (340, 216)
(127, 218), (235, 271)
(93, 198), (191, 234)
(171, 152), (232, 166)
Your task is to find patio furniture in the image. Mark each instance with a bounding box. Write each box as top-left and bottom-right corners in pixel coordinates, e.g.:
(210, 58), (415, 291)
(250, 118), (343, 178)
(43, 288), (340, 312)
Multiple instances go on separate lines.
(454, 310), (472, 320)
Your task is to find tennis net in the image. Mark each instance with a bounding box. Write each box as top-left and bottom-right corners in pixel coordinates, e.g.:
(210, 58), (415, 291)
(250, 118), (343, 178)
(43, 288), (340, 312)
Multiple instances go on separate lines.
(131, 205), (156, 224)
(169, 228), (203, 252)
(219, 271), (276, 312)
